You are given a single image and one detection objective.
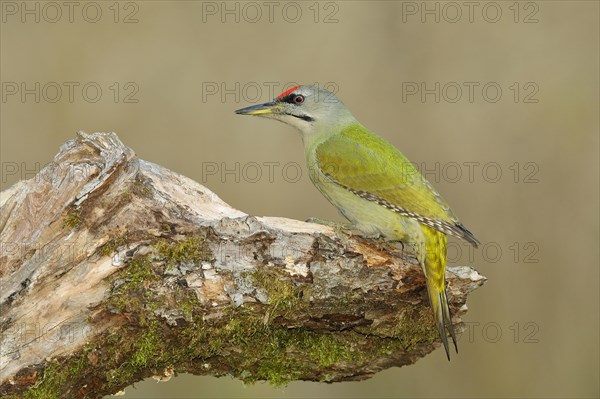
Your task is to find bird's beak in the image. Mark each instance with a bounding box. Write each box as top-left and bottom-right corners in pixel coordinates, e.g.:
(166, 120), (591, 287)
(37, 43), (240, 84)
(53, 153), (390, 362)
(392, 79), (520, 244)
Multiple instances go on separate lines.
(235, 101), (279, 116)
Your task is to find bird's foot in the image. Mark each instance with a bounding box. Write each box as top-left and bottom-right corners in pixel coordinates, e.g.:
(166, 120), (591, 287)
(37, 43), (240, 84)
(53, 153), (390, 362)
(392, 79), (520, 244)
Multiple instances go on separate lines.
(387, 239), (405, 250)
(387, 239), (408, 257)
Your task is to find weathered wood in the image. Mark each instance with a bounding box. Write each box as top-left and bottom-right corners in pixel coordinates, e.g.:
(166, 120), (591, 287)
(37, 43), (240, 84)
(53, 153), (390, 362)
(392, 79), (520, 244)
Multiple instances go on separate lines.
(0, 131), (485, 398)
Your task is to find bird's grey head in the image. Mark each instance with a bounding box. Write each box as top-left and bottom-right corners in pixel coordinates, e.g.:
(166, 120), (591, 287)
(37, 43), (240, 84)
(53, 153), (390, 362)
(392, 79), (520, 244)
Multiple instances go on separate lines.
(235, 84), (355, 134)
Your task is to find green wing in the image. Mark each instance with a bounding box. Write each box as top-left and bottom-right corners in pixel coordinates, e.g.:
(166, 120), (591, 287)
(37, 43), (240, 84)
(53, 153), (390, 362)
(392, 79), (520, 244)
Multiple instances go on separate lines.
(314, 124), (479, 245)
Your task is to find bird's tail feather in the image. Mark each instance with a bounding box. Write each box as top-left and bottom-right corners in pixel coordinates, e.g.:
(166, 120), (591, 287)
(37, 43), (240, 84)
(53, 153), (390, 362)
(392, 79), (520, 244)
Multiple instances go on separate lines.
(423, 226), (457, 360)
(427, 285), (458, 360)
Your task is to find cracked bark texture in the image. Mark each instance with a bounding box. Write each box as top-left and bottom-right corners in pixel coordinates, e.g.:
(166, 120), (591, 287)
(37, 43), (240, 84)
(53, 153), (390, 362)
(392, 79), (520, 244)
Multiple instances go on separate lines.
(0, 132), (485, 398)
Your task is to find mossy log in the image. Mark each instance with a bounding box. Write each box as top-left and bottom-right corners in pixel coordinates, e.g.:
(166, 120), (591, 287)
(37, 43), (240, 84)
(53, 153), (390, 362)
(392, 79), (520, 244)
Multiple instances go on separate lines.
(0, 132), (485, 398)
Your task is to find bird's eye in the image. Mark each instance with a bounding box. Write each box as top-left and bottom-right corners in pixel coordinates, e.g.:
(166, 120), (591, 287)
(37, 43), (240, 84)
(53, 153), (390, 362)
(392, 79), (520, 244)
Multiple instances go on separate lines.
(293, 95), (305, 105)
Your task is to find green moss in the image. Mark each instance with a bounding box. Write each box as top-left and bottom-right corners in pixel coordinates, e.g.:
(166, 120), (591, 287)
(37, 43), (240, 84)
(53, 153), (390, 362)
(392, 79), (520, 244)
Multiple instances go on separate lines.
(19, 345), (92, 399)
(101, 246), (360, 386)
(62, 209), (81, 229)
(391, 306), (439, 350)
(130, 329), (162, 368)
(104, 234), (214, 319)
(24, 362), (65, 399)
(100, 238), (214, 387)
(105, 255), (157, 317)
(14, 288), (433, 397)
(154, 235), (214, 273)
(99, 235), (129, 257)
(306, 331), (358, 367)
(195, 309), (359, 386)
(12, 232), (441, 397)
(105, 326), (166, 388)
(178, 296), (195, 321)
(97, 301), (364, 387)
(251, 267), (307, 317)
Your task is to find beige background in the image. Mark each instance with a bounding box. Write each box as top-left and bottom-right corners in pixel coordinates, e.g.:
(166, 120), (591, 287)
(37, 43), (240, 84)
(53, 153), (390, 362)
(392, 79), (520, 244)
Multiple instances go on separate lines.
(1, 1), (598, 398)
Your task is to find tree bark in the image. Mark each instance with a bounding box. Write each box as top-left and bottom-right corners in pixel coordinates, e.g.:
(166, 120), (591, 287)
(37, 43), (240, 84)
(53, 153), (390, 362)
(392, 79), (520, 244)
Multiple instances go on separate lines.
(0, 131), (485, 398)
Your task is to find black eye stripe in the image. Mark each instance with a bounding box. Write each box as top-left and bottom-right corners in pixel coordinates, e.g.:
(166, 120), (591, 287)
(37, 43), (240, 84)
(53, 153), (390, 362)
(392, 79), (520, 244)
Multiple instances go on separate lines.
(293, 114), (314, 122)
(280, 93), (304, 104)
(278, 93), (294, 103)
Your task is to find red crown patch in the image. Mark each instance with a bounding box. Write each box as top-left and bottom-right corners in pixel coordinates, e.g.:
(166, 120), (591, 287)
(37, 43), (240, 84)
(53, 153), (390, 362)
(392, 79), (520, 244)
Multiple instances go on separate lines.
(276, 85), (301, 99)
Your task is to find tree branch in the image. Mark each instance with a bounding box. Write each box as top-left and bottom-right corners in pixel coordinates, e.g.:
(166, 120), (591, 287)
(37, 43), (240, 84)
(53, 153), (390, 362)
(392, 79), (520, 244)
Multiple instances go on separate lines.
(0, 131), (485, 398)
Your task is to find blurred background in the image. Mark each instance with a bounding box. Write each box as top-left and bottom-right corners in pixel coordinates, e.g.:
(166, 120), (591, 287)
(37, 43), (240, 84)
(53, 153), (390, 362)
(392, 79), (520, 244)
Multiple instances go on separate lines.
(1, 1), (598, 398)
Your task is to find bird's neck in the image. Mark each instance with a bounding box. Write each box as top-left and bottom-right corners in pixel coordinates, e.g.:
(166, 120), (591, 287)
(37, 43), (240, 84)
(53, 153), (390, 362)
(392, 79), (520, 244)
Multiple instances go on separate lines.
(301, 118), (360, 158)
(301, 113), (358, 150)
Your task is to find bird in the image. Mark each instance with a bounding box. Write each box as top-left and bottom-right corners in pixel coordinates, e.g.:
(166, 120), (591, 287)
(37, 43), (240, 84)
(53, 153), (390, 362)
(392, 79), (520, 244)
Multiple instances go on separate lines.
(235, 84), (479, 360)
